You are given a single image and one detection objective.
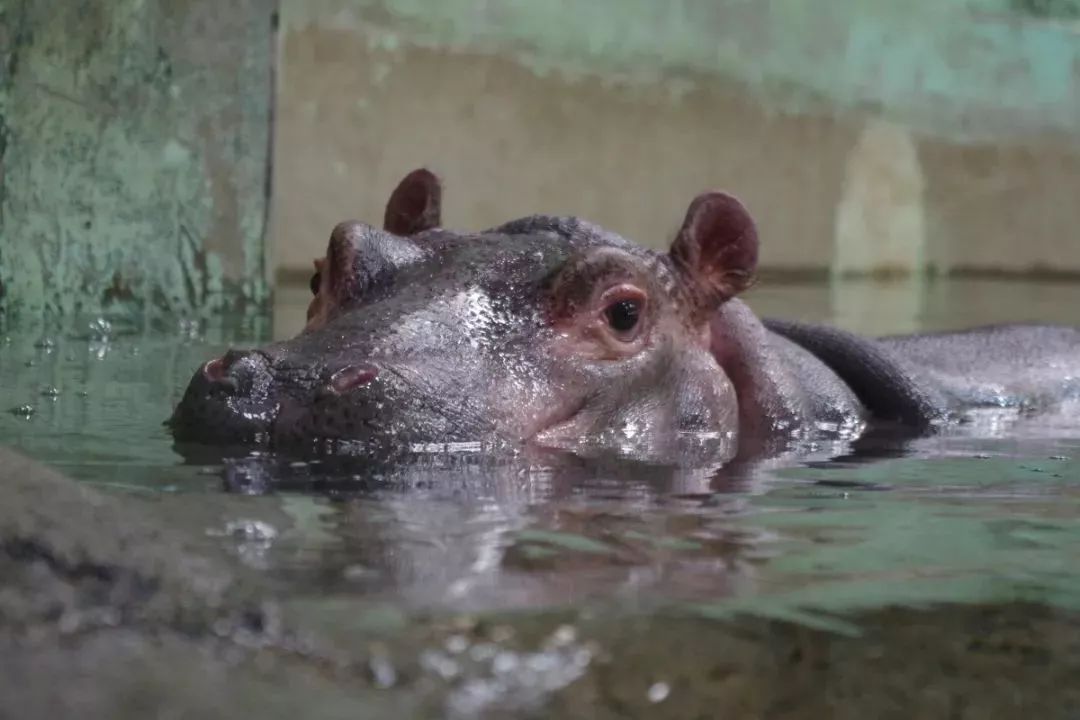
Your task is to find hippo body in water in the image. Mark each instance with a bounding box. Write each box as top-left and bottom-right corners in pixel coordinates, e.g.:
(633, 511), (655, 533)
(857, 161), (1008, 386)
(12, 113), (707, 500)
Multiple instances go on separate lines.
(170, 170), (1080, 462)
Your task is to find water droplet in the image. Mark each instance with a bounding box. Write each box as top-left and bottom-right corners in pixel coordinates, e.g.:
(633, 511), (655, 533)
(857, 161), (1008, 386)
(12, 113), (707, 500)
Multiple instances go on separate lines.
(369, 654), (397, 688)
(647, 681), (671, 703)
(548, 624), (577, 648)
(445, 635), (469, 654)
(223, 458), (273, 495)
(469, 643), (498, 662)
(492, 651), (519, 674)
(420, 650), (461, 680)
(222, 519), (277, 542)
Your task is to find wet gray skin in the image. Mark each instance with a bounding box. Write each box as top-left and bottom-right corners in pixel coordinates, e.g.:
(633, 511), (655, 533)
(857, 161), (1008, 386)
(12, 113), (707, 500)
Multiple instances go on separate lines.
(169, 169), (1080, 460)
(170, 170), (750, 460)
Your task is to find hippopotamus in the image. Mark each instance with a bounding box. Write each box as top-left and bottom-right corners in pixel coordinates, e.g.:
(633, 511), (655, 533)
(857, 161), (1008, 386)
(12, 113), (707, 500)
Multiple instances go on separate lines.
(169, 169), (1080, 462)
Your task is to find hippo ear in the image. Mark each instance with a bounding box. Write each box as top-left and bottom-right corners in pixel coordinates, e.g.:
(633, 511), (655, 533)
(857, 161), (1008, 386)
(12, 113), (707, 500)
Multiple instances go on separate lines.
(318, 222), (365, 306)
(383, 168), (442, 236)
(306, 222), (423, 330)
(668, 191), (758, 308)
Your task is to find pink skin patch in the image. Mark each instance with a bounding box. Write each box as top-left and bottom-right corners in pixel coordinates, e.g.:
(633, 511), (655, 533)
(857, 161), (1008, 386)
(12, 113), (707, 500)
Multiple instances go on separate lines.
(329, 364), (380, 394)
(203, 356), (229, 382)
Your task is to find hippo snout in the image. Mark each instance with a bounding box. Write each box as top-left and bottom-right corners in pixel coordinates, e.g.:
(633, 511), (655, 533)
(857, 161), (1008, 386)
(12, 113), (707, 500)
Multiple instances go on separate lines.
(170, 349), (280, 444)
(201, 349), (269, 390)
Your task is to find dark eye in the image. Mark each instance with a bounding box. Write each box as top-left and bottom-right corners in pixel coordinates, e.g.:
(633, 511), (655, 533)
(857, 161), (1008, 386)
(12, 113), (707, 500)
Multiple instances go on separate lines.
(605, 299), (641, 333)
(309, 271), (321, 296)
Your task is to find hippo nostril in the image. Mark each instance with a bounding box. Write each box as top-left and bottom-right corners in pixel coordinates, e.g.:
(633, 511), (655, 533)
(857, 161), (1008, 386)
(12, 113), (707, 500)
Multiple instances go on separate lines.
(202, 350), (269, 391)
(329, 364), (379, 394)
(203, 357), (229, 382)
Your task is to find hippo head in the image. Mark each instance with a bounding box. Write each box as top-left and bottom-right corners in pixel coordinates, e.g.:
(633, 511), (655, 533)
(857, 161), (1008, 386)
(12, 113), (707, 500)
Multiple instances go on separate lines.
(169, 169), (758, 460)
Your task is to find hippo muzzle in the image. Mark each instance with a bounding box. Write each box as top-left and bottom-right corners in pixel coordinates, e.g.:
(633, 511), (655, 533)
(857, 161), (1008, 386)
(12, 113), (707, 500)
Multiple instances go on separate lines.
(169, 169), (758, 460)
(169, 349), (280, 444)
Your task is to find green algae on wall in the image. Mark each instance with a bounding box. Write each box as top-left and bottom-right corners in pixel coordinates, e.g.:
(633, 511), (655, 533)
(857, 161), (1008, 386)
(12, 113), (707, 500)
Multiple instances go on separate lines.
(289, 0), (1080, 143)
(0, 0), (275, 320)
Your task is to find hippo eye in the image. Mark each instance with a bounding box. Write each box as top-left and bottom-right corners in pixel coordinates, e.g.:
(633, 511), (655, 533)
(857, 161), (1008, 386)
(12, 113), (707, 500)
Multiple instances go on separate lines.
(309, 271), (321, 296)
(605, 299), (641, 334)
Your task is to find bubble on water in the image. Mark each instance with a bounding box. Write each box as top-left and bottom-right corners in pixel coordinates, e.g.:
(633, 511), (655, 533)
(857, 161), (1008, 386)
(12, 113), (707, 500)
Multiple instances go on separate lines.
(647, 681), (671, 703)
(491, 651), (519, 674)
(87, 318), (112, 340)
(222, 458), (274, 495)
(445, 635), (469, 654)
(469, 643), (498, 662)
(208, 519), (278, 569)
(420, 649), (461, 680)
(8, 404), (34, 418)
(369, 653), (397, 688)
(441, 628), (595, 719)
(221, 519), (277, 542)
(178, 318), (202, 339)
(409, 440), (485, 454)
(546, 624), (577, 648)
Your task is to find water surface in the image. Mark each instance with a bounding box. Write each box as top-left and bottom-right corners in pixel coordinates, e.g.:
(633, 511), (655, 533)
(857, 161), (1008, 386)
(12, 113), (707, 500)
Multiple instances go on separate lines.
(3, 277), (1080, 718)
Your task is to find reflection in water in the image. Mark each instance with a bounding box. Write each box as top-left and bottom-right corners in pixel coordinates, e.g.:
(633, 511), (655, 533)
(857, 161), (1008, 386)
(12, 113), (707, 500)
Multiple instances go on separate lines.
(3, 279), (1080, 717)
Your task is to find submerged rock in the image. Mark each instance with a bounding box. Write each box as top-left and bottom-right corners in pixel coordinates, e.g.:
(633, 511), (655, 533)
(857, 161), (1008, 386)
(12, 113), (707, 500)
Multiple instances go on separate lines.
(0, 447), (397, 719)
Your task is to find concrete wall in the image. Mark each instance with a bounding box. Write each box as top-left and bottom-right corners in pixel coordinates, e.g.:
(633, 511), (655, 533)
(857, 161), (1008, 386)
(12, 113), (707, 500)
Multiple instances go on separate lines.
(0, 0), (274, 319)
(3, 0), (1079, 320)
(272, 0), (1080, 282)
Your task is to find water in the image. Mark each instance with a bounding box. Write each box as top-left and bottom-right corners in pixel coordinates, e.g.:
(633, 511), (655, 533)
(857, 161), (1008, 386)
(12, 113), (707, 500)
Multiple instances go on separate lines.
(3, 277), (1080, 718)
